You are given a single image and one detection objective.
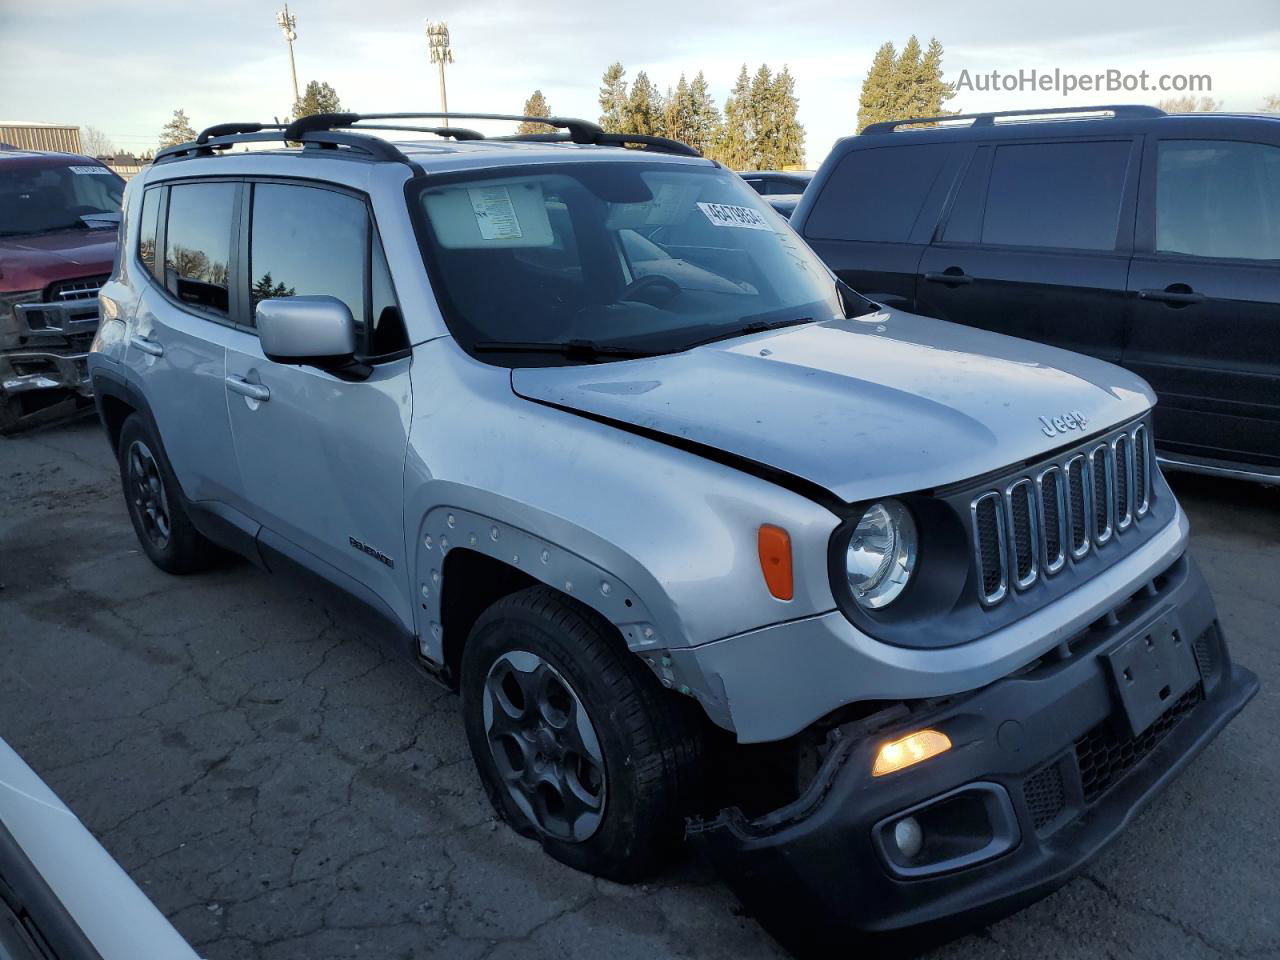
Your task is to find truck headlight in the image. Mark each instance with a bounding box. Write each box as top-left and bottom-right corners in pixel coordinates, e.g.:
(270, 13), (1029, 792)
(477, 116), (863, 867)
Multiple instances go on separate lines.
(844, 500), (917, 609)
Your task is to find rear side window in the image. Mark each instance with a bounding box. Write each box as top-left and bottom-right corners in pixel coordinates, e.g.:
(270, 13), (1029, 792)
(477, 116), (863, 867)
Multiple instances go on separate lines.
(137, 188), (161, 281)
(165, 182), (236, 315)
(982, 141), (1130, 250)
(249, 182), (408, 355)
(803, 144), (952, 243)
(1156, 140), (1280, 260)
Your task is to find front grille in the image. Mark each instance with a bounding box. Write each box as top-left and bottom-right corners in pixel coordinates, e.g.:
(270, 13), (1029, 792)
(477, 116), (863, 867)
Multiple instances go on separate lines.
(1023, 762), (1066, 830)
(970, 421), (1153, 606)
(48, 275), (109, 302)
(1075, 685), (1202, 803)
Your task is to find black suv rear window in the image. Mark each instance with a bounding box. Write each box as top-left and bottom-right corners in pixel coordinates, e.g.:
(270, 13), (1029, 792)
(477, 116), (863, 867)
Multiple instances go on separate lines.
(981, 141), (1130, 251)
(802, 144), (952, 243)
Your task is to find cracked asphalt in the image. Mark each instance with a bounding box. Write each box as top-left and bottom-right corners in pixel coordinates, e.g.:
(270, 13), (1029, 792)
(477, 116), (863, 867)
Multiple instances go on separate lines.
(1, 417), (1277, 959)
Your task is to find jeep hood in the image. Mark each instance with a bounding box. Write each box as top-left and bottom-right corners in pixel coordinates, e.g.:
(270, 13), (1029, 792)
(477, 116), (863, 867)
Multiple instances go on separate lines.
(510, 309), (1156, 505)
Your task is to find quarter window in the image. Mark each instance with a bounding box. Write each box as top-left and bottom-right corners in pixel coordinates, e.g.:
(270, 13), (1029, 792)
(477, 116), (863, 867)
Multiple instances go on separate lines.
(164, 182), (236, 315)
(1156, 140), (1280, 260)
(137, 188), (161, 281)
(981, 141), (1131, 251)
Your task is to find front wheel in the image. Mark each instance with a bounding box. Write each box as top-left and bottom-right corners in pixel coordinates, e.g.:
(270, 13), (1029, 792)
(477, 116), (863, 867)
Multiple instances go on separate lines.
(461, 586), (704, 882)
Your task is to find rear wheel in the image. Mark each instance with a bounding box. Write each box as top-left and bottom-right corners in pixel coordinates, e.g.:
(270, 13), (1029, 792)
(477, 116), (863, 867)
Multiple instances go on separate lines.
(461, 586), (703, 881)
(117, 414), (214, 574)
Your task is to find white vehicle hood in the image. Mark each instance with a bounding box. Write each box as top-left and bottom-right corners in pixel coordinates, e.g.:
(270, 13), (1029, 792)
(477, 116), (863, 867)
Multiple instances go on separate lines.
(511, 309), (1156, 504)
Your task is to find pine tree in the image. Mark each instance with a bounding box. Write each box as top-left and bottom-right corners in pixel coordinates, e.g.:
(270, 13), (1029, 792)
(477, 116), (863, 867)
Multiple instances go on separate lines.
(769, 66), (805, 168)
(517, 90), (553, 134)
(661, 75), (691, 143)
(623, 71), (663, 135)
(747, 64), (775, 169)
(713, 65), (753, 168)
(856, 43), (897, 132)
(686, 71), (722, 155)
(598, 62), (628, 132)
(293, 80), (343, 120)
(158, 109), (197, 150)
(916, 38), (957, 119)
(893, 36), (924, 119)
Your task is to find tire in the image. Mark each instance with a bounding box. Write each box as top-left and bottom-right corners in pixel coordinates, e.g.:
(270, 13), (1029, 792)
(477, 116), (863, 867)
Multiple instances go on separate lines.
(117, 414), (215, 574)
(461, 585), (704, 882)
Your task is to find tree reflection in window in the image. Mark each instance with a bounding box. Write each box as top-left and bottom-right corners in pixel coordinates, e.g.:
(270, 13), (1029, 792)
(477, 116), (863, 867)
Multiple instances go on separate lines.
(250, 272), (297, 309)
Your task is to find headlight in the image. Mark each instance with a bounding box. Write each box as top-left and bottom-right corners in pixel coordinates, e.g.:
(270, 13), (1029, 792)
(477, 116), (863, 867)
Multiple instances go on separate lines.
(844, 500), (917, 609)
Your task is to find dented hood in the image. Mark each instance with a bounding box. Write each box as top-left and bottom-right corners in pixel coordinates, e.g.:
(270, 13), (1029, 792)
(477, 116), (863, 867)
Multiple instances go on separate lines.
(511, 309), (1156, 504)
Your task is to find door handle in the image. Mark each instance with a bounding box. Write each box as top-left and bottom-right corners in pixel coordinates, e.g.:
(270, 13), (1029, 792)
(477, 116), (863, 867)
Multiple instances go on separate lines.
(923, 270), (974, 286)
(1137, 287), (1206, 306)
(129, 334), (164, 357)
(225, 375), (270, 402)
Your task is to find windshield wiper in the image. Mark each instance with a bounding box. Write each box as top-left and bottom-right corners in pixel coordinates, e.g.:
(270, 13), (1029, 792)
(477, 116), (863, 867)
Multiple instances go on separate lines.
(473, 339), (659, 360)
(674, 316), (815, 353)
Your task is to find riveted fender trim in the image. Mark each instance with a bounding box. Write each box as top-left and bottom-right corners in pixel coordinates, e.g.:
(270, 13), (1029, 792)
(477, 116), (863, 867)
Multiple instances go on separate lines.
(413, 506), (721, 708)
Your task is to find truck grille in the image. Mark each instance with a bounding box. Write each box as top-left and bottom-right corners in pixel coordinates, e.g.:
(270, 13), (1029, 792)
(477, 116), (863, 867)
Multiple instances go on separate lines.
(971, 422), (1152, 606)
(48, 275), (110, 302)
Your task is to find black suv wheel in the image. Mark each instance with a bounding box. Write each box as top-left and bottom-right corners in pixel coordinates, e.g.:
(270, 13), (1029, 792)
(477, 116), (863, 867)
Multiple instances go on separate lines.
(461, 586), (703, 882)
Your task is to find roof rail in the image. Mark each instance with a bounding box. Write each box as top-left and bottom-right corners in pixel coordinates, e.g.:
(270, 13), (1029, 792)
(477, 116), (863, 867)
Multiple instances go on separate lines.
(283, 112), (605, 144)
(495, 131), (702, 157)
(860, 104), (1166, 135)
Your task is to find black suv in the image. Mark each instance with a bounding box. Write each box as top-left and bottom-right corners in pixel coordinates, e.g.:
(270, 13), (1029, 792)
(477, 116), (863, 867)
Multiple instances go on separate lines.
(791, 105), (1280, 483)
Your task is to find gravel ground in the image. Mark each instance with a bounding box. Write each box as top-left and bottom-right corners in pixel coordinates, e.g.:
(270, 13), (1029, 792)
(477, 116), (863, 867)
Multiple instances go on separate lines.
(1, 417), (1276, 959)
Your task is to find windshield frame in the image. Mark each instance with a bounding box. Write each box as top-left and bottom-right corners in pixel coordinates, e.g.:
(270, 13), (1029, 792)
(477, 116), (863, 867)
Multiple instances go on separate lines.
(403, 159), (843, 366)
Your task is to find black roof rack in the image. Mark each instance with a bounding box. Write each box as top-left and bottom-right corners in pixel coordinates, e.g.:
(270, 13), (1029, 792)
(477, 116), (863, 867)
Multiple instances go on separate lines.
(154, 111), (700, 165)
(860, 104), (1166, 135)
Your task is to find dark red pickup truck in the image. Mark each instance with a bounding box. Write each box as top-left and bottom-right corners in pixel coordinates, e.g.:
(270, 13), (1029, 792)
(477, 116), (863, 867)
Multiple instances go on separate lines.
(0, 148), (124, 432)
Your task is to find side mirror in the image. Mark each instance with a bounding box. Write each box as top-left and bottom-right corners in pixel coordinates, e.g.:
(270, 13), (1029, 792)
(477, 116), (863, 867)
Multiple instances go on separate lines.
(256, 295), (357, 368)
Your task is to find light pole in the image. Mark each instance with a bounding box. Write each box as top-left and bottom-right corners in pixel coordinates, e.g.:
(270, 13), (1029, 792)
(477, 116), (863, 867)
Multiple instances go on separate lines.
(276, 4), (300, 109)
(425, 21), (455, 122)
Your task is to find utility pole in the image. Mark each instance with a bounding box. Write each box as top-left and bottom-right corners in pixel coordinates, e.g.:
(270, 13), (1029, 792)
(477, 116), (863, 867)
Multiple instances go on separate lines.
(276, 4), (300, 109)
(425, 21), (455, 122)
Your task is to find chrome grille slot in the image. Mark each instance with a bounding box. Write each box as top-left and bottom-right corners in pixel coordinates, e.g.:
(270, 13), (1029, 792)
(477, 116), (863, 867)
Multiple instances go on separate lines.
(1090, 444), (1113, 545)
(967, 420), (1156, 607)
(1037, 466), (1066, 575)
(49, 275), (109, 302)
(1065, 454), (1090, 560)
(971, 492), (1008, 605)
(1006, 478), (1039, 590)
(1113, 433), (1133, 531)
(1133, 424), (1150, 517)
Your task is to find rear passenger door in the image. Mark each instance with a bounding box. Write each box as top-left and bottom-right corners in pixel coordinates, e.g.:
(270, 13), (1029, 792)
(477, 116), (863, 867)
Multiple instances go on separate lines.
(917, 138), (1140, 364)
(1126, 137), (1280, 469)
(124, 180), (244, 505)
(223, 180), (415, 624)
(798, 142), (962, 310)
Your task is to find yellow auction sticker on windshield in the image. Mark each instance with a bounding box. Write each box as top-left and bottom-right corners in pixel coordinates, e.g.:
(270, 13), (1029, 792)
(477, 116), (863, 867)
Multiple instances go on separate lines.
(468, 186), (523, 240)
(696, 202), (771, 231)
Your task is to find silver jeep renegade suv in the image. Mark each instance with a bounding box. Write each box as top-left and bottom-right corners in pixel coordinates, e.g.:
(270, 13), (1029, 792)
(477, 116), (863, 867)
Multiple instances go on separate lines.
(88, 112), (1257, 953)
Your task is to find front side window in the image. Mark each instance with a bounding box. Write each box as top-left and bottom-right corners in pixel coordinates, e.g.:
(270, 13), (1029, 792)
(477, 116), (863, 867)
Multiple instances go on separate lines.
(410, 162), (841, 362)
(164, 182), (235, 315)
(1156, 140), (1280, 260)
(982, 140), (1130, 250)
(0, 162), (124, 238)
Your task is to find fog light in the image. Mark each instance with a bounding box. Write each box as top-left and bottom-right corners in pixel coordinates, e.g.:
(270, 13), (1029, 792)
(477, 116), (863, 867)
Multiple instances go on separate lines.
(892, 816), (924, 858)
(872, 729), (952, 777)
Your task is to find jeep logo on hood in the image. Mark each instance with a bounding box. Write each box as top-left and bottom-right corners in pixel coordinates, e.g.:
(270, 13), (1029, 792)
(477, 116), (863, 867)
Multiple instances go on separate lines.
(1039, 410), (1088, 437)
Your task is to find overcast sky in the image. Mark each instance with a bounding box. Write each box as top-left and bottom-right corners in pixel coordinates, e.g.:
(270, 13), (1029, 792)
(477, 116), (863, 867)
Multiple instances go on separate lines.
(1, 0), (1276, 165)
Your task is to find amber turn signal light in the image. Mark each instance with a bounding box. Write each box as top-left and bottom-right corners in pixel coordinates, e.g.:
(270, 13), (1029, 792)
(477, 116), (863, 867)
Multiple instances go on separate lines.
(757, 524), (794, 600)
(872, 729), (952, 777)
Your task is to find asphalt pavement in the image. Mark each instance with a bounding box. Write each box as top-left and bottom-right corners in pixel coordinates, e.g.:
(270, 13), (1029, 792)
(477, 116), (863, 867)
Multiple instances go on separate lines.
(1, 417), (1276, 959)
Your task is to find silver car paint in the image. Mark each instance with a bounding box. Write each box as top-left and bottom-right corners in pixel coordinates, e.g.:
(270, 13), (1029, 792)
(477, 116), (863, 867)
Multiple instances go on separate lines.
(255, 295), (358, 359)
(0, 738), (199, 960)
(94, 141), (1182, 744)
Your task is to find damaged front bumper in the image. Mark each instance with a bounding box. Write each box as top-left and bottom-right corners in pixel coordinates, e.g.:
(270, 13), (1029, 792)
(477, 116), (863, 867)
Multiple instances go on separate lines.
(1, 294), (100, 431)
(688, 554), (1258, 954)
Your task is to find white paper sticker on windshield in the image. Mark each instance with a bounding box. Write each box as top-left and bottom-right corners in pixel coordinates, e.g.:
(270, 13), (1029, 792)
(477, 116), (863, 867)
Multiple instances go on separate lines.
(68, 165), (113, 175)
(468, 186), (523, 240)
(697, 202), (771, 231)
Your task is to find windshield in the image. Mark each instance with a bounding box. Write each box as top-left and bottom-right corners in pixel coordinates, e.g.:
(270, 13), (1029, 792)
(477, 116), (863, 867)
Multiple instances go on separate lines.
(410, 161), (842, 362)
(0, 162), (124, 237)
